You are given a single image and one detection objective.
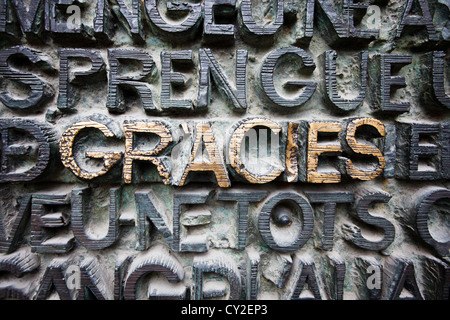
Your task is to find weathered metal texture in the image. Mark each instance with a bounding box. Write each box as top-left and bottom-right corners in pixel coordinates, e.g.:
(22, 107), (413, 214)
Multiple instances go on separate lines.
(0, 0), (448, 301)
